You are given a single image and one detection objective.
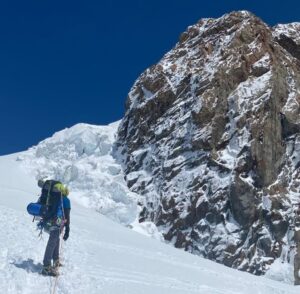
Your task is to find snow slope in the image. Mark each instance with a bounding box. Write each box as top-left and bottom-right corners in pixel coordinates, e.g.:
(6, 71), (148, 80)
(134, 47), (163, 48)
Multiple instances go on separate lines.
(0, 154), (299, 293)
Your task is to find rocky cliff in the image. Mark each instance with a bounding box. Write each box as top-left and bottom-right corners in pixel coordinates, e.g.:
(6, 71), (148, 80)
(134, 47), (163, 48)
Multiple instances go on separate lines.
(115, 11), (300, 280)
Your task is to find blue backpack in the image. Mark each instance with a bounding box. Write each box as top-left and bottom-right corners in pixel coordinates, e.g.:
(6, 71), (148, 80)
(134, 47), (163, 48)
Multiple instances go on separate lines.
(27, 180), (64, 219)
(27, 202), (63, 218)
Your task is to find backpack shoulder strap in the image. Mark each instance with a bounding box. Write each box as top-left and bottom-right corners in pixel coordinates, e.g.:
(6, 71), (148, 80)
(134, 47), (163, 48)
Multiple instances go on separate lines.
(46, 180), (53, 205)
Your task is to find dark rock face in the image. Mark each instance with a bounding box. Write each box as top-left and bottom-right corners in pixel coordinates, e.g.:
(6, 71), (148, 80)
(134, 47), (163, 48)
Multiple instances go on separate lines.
(115, 11), (300, 278)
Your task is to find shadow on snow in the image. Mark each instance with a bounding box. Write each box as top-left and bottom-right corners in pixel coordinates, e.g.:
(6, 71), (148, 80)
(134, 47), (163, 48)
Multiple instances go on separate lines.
(11, 258), (43, 274)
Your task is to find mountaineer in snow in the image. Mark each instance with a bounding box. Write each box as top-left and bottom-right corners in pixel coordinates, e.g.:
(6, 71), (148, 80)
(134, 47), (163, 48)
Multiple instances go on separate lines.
(27, 179), (71, 276)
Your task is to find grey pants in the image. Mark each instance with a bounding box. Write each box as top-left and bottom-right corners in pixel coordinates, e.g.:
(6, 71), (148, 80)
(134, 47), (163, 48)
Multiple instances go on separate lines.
(43, 228), (60, 266)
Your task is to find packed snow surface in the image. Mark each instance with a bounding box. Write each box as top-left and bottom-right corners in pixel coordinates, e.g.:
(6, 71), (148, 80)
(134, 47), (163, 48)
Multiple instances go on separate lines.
(0, 153), (299, 293)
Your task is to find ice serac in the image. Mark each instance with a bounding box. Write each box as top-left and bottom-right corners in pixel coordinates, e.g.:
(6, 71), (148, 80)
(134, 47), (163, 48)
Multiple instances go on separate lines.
(19, 122), (139, 226)
(115, 10), (300, 279)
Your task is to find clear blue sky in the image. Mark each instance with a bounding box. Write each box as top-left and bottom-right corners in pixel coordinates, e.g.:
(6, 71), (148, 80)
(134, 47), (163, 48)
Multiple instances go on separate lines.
(0, 0), (299, 155)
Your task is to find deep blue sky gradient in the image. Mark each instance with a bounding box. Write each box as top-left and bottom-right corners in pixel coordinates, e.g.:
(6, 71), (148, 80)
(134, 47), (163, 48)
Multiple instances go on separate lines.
(0, 0), (300, 155)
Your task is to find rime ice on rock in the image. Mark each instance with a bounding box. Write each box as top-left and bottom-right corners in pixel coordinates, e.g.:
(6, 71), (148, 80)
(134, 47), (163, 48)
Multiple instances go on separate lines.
(116, 10), (300, 282)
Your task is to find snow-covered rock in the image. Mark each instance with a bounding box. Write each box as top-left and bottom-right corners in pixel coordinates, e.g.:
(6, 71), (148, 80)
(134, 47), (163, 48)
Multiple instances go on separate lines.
(273, 22), (300, 61)
(273, 23), (300, 46)
(115, 10), (300, 282)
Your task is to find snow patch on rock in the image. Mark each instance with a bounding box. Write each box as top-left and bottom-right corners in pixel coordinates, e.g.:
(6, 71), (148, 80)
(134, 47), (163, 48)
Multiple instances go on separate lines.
(273, 23), (300, 45)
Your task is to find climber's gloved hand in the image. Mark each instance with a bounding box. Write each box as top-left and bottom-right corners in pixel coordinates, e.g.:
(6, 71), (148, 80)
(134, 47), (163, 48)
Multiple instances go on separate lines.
(63, 226), (70, 241)
(37, 220), (44, 230)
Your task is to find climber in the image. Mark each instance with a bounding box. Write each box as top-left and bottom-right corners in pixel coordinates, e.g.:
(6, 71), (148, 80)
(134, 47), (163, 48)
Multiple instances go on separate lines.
(36, 179), (71, 277)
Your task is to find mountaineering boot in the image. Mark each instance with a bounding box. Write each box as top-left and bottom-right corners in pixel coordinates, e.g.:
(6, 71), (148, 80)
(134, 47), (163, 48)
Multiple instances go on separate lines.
(53, 259), (63, 269)
(41, 265), (58, 277)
